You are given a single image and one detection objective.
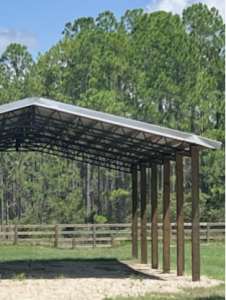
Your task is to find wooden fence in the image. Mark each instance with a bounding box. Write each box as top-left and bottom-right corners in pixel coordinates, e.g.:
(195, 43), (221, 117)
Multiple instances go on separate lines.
(0, 222), (224, 248)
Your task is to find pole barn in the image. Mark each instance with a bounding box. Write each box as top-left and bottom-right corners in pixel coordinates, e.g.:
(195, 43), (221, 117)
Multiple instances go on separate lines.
(0, 97), (221, 281)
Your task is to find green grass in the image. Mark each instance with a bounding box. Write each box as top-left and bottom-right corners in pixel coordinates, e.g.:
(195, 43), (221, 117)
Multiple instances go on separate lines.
(103, 284), (225, 300)
(12, 272), (27, 281)
(0, 241), (224, 300)
(0, 242), (224, 280)
(0, 242), (133, 261)
(54, 274), (68, 279)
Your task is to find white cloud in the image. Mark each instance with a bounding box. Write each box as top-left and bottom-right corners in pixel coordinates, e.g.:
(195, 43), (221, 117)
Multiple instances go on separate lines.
(146, 0), (225, 21)
(0, 27), (38, 55)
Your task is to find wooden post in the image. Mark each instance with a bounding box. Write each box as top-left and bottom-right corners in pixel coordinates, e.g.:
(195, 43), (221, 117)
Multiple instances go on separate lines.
(163, 159), (170, 273)
(54, 224), (59, 248)
(72, 237), (76, 249)
(151, 163), (158, 269)
(191, 146), (200, 281)
(132, 168), (138, 259)
(140, 165), (147, 264)
(207, 223), (210, 243)
(1, 225), (5, 240)
(111, 236), (115, 248)
(14, 225), (18, 245)
(93, 224), (96, 248)
(176, 154), (184, 276)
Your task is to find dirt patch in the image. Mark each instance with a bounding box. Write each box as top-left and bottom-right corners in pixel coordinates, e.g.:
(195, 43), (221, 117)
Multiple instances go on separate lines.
(0, 261), (222, 300)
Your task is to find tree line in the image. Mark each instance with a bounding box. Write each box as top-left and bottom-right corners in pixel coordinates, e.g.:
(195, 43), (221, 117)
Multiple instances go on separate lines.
(0, 3), (224, 225)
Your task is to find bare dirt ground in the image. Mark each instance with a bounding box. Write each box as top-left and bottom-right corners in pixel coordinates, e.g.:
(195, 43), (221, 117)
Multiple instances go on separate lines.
(0, 260), (222, 300)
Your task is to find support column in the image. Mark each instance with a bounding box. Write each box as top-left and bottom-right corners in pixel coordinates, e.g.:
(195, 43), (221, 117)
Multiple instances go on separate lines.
(176, 154), (184, 276)
(132, 168), (138, 259)
(140, 165), (147, 264)
(191, 146), (200, 281)
(151, 163), (158, 269)
(163, 159), (170, 273)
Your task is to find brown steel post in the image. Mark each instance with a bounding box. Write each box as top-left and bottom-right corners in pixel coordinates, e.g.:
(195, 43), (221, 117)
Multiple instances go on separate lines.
(93, 224), (96, 248)
(151, 163), (158, 269)
(207, 223), (210, 243)
(176, 154), (184, 276)
(132, 168), (138, 259)
(54, 225), (59, 248)
(140, 165), (147, 264)
(191, 146), (200, 281)
(163, 159), (170, 273)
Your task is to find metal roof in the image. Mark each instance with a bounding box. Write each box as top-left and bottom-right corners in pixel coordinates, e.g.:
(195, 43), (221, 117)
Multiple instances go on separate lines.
(0, 97), (221, 172)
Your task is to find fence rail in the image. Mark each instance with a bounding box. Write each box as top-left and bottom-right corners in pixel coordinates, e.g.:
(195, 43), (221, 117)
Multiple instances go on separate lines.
(0, 222), (224, 248)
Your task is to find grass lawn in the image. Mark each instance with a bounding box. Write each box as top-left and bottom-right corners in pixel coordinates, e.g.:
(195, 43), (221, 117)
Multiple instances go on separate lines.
(0, 241), (224, 300)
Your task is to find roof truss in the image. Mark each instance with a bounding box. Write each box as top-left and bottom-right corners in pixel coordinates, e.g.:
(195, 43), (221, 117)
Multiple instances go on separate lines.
(0, 98), (221, 173)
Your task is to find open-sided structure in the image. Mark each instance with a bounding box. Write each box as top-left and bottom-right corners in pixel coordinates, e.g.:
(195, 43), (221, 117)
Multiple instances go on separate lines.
(0, 97), (221, 281)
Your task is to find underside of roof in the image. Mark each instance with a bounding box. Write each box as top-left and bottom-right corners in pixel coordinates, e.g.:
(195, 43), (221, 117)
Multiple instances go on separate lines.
(0, 97), (222, 173)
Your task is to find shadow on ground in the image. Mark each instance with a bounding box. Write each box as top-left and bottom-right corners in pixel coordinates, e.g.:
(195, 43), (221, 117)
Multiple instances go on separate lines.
(0, 258), (164, 280)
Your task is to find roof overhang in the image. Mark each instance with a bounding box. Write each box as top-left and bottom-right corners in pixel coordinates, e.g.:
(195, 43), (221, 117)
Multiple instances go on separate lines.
(0, 97), (222, 173)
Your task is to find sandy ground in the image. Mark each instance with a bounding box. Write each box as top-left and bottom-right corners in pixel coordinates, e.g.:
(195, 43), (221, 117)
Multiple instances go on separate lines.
(0, 260), (223, 300)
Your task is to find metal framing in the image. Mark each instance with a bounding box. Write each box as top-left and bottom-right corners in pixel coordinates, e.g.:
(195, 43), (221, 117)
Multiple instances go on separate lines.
(0, 98), (221, 174)
(0, 106), (187, 172)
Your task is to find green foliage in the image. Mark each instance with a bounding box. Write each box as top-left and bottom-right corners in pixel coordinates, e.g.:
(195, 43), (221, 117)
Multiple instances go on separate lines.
(109, 189), (130, 203)
(19, 207), (41, 225)
(94, 214), (107, 224)
(0, 43), (34, 79)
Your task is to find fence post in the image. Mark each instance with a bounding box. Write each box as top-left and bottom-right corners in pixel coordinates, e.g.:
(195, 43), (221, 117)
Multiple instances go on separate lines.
(72, 237), (76, 249)
(6, 226), (9, 240)
(14, 225), (18, 245)
(3, 225), (7, 240)
(93, 224), (96, 248)
(54, 225), (59, 248)
(207, 223), (210, 243)
(111, 236), (115, 248)
(1, 225), (5, 239)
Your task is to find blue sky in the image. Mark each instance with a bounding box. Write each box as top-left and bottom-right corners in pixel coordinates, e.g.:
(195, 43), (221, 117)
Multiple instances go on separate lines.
(0, 0), (224, 59)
